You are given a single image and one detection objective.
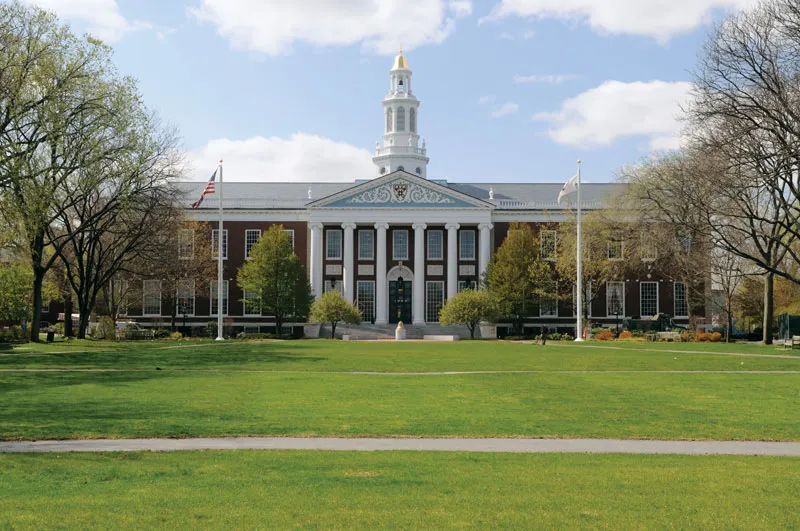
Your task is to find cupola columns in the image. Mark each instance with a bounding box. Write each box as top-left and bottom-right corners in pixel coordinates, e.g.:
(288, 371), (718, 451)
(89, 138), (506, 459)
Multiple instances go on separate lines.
(373, 50), (430, 178)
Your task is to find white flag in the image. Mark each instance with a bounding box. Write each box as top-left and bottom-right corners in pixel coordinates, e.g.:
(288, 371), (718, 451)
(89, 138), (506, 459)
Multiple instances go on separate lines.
(557, 174), (579, 203)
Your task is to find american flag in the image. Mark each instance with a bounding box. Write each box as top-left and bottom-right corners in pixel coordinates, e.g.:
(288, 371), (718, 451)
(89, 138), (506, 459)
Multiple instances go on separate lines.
(191, 169), (217, 209)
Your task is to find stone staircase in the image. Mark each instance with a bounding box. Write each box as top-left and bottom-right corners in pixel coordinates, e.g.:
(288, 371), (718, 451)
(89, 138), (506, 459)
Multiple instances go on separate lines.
(323, 322), (476, 340)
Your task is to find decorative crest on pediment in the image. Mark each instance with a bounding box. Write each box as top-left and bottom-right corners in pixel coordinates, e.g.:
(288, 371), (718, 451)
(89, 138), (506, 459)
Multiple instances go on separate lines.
(347, 179), (455, 205)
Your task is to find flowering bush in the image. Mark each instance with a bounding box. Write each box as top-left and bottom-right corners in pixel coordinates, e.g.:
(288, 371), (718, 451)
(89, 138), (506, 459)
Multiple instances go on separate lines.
(594, 330), (616, 341)
(618, 330), (633, 340)
(708, 332), (722, 342)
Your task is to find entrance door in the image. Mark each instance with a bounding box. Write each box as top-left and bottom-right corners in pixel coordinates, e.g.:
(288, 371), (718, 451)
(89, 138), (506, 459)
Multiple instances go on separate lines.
(389, 278), (412, 324)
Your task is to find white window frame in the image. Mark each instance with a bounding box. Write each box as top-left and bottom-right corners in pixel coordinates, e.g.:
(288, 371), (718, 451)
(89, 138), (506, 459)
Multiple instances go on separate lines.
(674, 282), (689, 318)
(458, 280), (477, 292)
(356, 280), (376, 322)
(459, 230), (476, 261)
(640, 281), (659, 318)
(540, 230), (557, 261)
(358, 230), (374, 261)
(539, 281), (558, 317)
(326, 229), (343, 260)
(211, 229), (228, 260)
(142, 280), (162, 317)
(393, 230), (409, 261)
(245, 229), (261, 260)
(606, 281), (625, 318)
(210, 279), (229, 316)
(243, 289), (262, 316)
(427, 230), (443, 261)
(283, 229), (295, 251)
(176, 279), (196, 317)
(178, 229), (194, 260)
(425, 280), (445, 323)
(608, 231), (624, 261)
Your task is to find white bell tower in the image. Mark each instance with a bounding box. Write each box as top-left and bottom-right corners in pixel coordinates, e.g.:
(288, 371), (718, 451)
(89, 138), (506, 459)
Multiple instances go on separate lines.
(372, 49), (429, 178)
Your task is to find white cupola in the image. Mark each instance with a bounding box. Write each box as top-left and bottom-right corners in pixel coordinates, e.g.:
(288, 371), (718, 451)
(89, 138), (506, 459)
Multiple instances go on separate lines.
(372, 49), (430, 178)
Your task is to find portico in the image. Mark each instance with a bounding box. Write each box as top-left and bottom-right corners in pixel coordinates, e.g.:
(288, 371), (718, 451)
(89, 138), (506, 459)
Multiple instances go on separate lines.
(306, 171), (493, 326)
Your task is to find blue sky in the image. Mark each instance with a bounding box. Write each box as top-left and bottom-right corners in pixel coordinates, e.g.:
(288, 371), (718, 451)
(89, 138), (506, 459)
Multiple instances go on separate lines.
(22, 0), (755, 183)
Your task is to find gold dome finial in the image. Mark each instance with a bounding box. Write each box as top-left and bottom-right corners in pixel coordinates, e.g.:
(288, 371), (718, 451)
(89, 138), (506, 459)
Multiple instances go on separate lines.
(392, 47), (409, 70)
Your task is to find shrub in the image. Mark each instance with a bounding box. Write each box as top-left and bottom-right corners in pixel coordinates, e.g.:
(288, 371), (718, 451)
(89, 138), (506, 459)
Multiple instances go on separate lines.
(170, 331), (183, 340)
(695, 331), (709, 342)
(618, 330), (633, 340)
(708, 332), (722, 342)
(53, 322), (64, 335)
(310, 291), (362, 339)
(560, 333), (575, 341)
(94, 316), (116, 340)
(152, 329), (170, 339)
(0, 326), (27, 343)
(547, 332), (562, 341)
(594, 330), (616, 341)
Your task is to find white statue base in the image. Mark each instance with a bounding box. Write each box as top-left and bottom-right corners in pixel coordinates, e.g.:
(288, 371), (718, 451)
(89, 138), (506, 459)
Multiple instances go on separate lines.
(395, 322), (407, 341)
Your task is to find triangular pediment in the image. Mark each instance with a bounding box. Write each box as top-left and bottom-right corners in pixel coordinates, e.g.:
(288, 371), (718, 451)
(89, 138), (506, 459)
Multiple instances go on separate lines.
(307, 171), (493, 209)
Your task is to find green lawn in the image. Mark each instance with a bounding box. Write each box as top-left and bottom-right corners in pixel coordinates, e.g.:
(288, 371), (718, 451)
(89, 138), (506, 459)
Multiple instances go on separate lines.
(1, 338), (798, 372)
(1, 451), (797, 529)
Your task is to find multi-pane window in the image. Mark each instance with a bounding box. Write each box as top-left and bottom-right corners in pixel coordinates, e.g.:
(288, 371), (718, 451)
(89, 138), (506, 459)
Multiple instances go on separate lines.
(674, 282), (688, 318)
(574, 281), (592, 317)
(426, 281), (445, 323)
(397, 106), (406, 131)
(539, 281), (558, 317)
(410, 108), (417, 133)
(358, 230), (374, 260)
(324, 280), (343, 294)
(540, 230), (557, 261)
(386, 108), (393, 133)
(640, 282), (659, 317)
(608, 231), (624, 260)
(210, 280), (229, 316)
(459, 230), (476, 260)
(675, 233), (692, 254)
(142, 280), (161, 316)
(117, 279), (129, 317)
(245, 229), (261, 259)
(326, 229), (342, 260)
(243, 289), (261, 316)
(606, 281), (625, 317)
(458, 280), (477, 292)
(356, 281), (375, 322)
(211, 229), (228, 260)
(176, 279), (195, 316)
(178, 229), (194, 260)
(641, 233), (657, 261)
(427, 230), (443, 260)
(393, 230), (409, 260)
(283, 229), (295, 251)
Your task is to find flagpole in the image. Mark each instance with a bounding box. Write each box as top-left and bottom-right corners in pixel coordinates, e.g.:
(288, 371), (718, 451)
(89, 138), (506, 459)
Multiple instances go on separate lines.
(216, 160), (224, 341)
(575, 159), (584, 341)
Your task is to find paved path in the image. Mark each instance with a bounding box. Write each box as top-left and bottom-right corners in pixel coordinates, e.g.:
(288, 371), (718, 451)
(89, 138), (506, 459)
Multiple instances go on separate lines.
(2, 437), (799, 456)
(545, 342), (800, 360)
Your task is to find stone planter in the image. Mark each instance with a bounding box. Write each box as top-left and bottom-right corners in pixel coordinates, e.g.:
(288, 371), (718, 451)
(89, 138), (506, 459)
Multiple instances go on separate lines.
(304, 323), (322, 339)
(395, 323), (407, 341)
(479, 324), (497, 340)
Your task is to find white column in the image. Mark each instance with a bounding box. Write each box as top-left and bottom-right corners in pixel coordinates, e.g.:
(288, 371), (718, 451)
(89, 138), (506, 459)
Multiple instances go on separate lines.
(446, 223), (460, 300)
(479, 223), (493, 286)
(309, 222), (323, 300)
(375, 223), (389, 325)
(412, 222), (427, 325)
(342, 223), (356, 303)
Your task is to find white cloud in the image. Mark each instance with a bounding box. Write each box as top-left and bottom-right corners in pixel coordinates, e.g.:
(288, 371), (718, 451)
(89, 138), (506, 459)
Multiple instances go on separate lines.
(492, 102), (519, 118)
(479, 95), (496, 104)
(189, 0), (472, 55)
(514, 74), (577, 85)
(482, 0), (758, 41)
(533, 80), (692, 150)
(187, 134), (375, 182)
(22, 0), (148, 42)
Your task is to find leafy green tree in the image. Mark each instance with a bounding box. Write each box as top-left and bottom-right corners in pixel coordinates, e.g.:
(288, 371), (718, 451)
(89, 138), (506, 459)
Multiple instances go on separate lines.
(310, 290), (362, 339)
(486, 222), (552, 335)
(439, 289), (500, 339)
(237, 225), (312, 334)
(0, 263), (33, 324)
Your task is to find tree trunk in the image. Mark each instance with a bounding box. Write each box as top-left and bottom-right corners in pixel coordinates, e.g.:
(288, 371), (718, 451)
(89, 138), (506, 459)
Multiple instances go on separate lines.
(331, 322), (337, 339)
(727, 309), (733, 343)
(77, 309), (91, 340)
(64, 293), (73, 338)
(29, 272), (44, 342)
(763, 272), (774, 345)
(469, 323), (475, 340)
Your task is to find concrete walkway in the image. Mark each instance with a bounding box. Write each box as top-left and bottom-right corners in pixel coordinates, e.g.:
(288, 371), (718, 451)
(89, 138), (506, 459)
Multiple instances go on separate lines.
(2, 437), (799, 456)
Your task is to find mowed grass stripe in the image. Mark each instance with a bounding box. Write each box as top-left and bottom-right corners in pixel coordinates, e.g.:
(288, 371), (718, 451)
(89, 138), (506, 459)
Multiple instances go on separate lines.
(1, 340), (799, 372)
(1, 371), (797, 441)
(0, 451), (797, 529)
